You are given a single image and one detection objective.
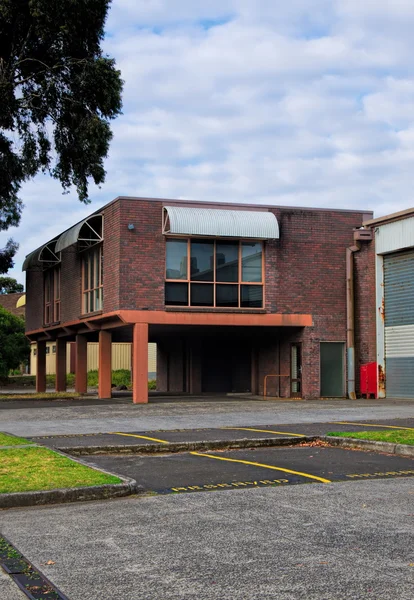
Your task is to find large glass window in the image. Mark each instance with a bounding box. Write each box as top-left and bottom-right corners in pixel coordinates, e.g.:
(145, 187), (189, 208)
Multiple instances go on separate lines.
(165, 239), (264, 308)
(82, 245), (103, 314)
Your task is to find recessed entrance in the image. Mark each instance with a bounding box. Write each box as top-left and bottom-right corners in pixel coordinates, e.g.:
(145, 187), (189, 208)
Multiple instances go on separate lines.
(202, 342), (251, 393)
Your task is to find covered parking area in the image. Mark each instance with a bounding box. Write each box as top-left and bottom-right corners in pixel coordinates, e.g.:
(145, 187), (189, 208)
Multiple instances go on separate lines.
(29, 311), (312, 402)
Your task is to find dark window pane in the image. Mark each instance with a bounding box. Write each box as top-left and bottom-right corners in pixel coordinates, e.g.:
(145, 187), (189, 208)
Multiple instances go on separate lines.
(165, 282), (188, 306)
(216, 242), (239, 282)
(191, 240), (214, 281)
(166, 240), (187, 279)
(242, 242), (262, 282)
(241, 285), (262, 307)
(191, 283), (213, 306)
(216, 284), (238, 307)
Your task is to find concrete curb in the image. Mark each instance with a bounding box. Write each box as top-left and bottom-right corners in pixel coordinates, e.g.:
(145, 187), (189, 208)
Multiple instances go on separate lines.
(0, 446), (142, 509)
(322, 436), (414, 457)
(60, 436), (317, 456)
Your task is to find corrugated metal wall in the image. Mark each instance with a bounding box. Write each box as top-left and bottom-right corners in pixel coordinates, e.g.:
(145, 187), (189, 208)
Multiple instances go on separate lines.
(31, 342), (157, 378)
(384, 250), (414, 397)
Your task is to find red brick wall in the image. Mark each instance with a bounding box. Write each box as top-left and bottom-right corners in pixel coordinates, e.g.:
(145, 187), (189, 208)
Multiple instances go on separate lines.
(60, 247), (81, 323)
(25, 269), (43, 331)
(103, 201), (121, 313)
(119, 199), (164, 310)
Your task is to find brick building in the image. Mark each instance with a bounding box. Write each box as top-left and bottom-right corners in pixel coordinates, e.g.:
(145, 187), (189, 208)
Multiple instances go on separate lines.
(24, 197), (376, 402)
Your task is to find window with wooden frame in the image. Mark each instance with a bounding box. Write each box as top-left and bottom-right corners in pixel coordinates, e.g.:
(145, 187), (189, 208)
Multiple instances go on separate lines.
(165, 239), (264, 308)
(53, 266), (61, 323)
(44, 266), (61, 325)
(82, 245), (103, 314)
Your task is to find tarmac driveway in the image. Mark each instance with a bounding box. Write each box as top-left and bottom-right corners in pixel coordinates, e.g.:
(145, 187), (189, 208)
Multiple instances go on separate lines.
(0, 478), (413, 600)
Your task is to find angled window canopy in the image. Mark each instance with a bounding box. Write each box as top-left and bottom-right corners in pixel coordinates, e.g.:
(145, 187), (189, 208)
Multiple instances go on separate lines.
(55, 214), (103, 253)
(22, 239), (61, 271)
(162, 206), (279, 240)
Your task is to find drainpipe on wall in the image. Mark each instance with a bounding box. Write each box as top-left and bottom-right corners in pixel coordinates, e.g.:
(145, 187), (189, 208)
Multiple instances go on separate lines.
(346, 241), (361, 399)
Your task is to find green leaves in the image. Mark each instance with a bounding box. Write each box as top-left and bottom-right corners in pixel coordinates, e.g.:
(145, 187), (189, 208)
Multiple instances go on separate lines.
(0, 0), (123, 232)
(0, 306), (29, 377)
(0, 276), (24, 293)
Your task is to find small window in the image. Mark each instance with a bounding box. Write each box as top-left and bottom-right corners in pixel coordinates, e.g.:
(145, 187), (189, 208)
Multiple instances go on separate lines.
(52, 345), (56, 354)
(45, 346), (50, 354)
(33, 349), (37, 356)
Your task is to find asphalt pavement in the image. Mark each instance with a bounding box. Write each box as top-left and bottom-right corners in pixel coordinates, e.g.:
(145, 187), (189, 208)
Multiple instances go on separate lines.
(1, 398), (414, 599)
(27, 416), (414, 448)
(2, 395), (414, 436)
(1, 478), (413, 600)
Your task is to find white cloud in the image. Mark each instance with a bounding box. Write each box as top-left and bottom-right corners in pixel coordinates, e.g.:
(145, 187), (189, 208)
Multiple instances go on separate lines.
(2, 0), (414, 285)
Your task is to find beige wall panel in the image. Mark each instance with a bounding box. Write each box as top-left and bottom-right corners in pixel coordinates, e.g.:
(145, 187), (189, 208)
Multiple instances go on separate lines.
(148, 343), (157, 373)
(31, 342), (157, 376)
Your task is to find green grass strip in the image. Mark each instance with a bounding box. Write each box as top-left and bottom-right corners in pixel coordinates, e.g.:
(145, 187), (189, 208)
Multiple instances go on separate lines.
(0, 433), (31, 446)
(327, 430), (414, 446)
(0, 447), (121, 493)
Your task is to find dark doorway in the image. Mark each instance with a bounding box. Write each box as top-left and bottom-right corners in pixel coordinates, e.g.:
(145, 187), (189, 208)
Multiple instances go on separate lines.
(202, 342), (251, 393)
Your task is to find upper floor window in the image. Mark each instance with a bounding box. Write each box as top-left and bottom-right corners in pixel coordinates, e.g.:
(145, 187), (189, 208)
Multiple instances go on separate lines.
(82, 245), (103, 314)
(44, 266), (61, 325)
(165, 239), (263, 308)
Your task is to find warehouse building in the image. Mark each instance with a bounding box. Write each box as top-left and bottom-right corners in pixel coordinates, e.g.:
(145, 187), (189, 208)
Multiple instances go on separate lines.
(24, 196), (375, 402)
(364, 208), (414, 398)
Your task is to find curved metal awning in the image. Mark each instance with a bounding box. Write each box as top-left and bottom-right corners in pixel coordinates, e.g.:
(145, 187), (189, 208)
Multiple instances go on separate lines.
(162, 206), (279, 239)
(22, 239), (60, 271)
(55, 214), (103, 253)
(16, 294), (26, 308)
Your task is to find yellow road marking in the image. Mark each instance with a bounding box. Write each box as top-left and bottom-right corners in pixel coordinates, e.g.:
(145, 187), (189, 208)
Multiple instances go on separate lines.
(333, 422), (414, 432)
(190, 452), (331, 483)
(223, 427), (305, 437)
(110, 432), (170, 444)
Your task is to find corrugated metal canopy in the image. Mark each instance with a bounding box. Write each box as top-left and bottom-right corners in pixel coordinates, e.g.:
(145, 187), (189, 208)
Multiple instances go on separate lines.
(22, 248), (40, 271)
(22, 239), (60, 271)
(55, 214), (103, 253)
(163, 206), (279, 239)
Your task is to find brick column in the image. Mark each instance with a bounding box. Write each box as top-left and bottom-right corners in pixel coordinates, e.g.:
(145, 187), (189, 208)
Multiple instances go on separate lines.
(98, 330), (112, 399)
(36, 340), (46, 393)
(75, 334), (88, 393)
(55, 339), (67, 392)
(133, 323), (148, 404)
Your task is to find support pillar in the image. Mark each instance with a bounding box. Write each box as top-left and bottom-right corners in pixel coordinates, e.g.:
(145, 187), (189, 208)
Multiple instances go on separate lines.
(133, 323), (148, 404)
(98, 330), (112, 399)
(36, 341), (46, 393)
(55, 339), (67, 392)
(75, 335), (88, 393)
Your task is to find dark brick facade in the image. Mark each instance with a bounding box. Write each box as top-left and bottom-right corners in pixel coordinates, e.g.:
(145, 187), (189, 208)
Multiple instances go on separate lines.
(25, 197), (375, 398)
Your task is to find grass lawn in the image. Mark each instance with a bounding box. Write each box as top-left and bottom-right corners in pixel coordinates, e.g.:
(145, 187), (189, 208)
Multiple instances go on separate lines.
(0, 433), (32, 446)
(327, 430), (414, 446)
(0, 446), (121, 494)
(0, 392), (82, 401)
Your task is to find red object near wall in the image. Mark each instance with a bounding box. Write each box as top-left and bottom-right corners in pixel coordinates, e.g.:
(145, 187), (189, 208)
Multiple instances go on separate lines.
(360, 362), (377, 398)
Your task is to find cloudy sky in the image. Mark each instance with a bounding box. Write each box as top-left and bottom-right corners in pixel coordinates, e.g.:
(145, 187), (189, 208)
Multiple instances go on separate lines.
(3, 0), (414, 285)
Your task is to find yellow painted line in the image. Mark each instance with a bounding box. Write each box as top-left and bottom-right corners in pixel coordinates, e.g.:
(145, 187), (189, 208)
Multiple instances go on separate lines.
(223, 427), (305, 438)
(333, 422), (414, 432)
(110, 432), (170, 444)
(190, 452), (331, 484)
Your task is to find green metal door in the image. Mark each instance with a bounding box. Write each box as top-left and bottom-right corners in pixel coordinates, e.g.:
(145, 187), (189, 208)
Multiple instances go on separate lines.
(320, 342), (345, 397)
